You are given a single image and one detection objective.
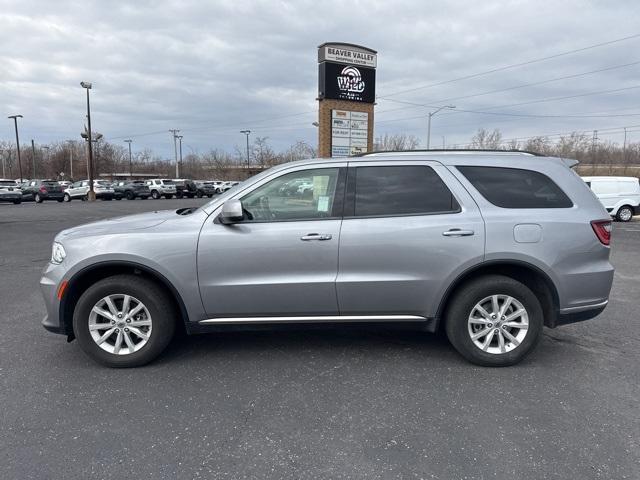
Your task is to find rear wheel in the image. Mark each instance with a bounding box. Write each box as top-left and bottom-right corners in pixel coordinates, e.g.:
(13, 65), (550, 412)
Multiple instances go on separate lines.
(34, 193), (43, 203)
(72, 275), (176, 367)
(616, 205), (634, 222)
(13, 199), (21, 204)
(445, 275), (543, 367)
(126, 191), (135, 200)
(164, 194), (173, 199)
(151, 190), (160, 199)
(64, 193), (71, 202)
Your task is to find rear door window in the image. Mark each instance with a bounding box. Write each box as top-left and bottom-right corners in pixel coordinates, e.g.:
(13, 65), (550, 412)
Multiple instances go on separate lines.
(348, 165), (460, 217)
(457, 166), (573, 208)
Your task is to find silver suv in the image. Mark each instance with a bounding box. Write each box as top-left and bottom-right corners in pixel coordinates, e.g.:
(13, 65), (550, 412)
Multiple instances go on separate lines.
(40, 151), (614, 367)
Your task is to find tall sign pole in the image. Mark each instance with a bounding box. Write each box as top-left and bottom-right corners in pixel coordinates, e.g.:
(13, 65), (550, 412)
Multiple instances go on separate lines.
(317, 43), (377, 157)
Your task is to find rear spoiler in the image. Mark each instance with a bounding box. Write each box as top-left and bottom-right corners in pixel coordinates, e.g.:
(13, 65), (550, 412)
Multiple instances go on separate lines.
(558, 157), (579, 168)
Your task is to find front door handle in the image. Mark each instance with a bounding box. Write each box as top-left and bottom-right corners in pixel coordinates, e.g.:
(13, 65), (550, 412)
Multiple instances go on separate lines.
(301, 233), (333, 241)
(442, 229), (475, 237)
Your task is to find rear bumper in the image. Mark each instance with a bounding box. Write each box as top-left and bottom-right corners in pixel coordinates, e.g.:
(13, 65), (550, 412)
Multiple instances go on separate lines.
(0, 193), (21, 201)
(552, 300), (609, 328)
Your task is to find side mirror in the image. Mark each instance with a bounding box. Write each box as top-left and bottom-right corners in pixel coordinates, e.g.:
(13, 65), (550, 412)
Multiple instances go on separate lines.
(219, 199), (244, 224)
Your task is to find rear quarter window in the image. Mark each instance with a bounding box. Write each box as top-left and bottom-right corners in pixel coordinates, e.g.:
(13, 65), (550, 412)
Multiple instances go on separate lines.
(457, 166), (573, 208)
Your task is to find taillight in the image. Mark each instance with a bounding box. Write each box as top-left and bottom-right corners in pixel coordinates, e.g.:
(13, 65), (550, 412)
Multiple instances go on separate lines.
(591, 220), (612, 246)
(39, 186), (47, 193)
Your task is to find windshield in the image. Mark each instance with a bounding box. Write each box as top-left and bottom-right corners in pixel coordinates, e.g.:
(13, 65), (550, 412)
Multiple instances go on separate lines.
(161, 180), (175, 185)
(0, 180), (16, 186)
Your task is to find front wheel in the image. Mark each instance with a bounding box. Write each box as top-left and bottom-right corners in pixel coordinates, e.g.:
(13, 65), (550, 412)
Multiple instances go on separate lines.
(151, 190), (160, 199)
(164, 194), (173, 199)
(34, 193), (43, 203)
(445, 275), (543, 367)
(64, 193), (71, 202)
(616, 205), (634, 222)
(13, 199), (21, 204)
(72, 275), (176, 367)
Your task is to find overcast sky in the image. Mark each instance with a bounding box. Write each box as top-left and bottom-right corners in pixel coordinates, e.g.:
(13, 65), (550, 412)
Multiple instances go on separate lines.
(2, 0), (640, 158)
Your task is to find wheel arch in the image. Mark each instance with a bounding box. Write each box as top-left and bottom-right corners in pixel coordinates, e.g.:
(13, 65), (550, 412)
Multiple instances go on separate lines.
(60, 261), (190, 339)
(435, 260), (560, 330)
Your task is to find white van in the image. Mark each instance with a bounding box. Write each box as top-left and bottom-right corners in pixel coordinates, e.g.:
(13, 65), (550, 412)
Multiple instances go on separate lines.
(582, 176), (640, 222)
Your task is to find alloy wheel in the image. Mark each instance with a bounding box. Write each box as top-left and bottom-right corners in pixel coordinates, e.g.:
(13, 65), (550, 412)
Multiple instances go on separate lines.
(88, 294), (153, 355)
(467, 294), (529, 354)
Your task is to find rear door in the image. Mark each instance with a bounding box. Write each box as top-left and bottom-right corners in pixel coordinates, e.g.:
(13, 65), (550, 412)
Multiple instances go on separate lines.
(336, 161), (485, 319)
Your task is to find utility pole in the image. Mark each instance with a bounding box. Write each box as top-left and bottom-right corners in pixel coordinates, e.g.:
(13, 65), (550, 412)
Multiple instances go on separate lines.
(31, 139), (36, 178)
(592, 130), (599, 163)
(124, 139), (133, 177)
(8, 115), (23, 182)
(169, 129), (180, 178)
(80, 81), (95, 200)
(427, 105), (455, 149)
(240, 130), (251, 174)
(42, 146), (50, 177)
(0, 149), (5, 178)
(623, 127), (628, 163)
(176, 135), (183, 176)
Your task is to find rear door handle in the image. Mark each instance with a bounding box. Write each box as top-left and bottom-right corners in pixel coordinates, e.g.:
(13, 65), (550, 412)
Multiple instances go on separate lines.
(301, 233), (333, 241)
(442, 229), (475, 237)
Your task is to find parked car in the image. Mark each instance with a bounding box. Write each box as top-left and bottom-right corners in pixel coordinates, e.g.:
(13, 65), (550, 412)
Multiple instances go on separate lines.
(210, 180), (225, 194)
(112, 180), (150, 200)
(41, 150), (614, 368)
(0, 178), (22, 204)
(64, 180), (115, 201)
(582, 176), (640, 222)
(145, 179), (176, 199)
(58, 180), (73, 189)
(22, 179), (65, 202)
(194, 181), (217, 198)
(173, 179), (198, 199)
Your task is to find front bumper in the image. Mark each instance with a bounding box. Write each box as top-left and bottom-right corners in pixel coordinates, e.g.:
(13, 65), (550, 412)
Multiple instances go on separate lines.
(40, 262), (66, 335)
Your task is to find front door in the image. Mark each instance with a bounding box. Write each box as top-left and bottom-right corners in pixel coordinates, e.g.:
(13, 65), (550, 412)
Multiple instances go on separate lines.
(336, 161), (485, 319)
(197, 164), (346, 318)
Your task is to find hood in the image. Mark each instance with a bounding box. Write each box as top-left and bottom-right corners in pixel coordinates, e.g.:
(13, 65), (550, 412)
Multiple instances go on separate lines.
(58, 209), (177, 240)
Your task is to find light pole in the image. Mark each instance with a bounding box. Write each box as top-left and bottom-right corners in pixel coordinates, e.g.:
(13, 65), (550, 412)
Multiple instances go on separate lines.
(0, 149), (5, 178)
(80, 81), (95, 200)
(176, 135), (183, 176)
(42, 146), (50, 176)
(169, 129), (180, 178)
(124, 139), (133, 177)
(240, 130), (251, 172)
(427, 105), (455, 149)
(8, 115), (23, 182)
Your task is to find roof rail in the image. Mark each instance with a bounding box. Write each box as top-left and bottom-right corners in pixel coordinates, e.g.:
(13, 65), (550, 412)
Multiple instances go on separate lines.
(355, 149), (544, 157)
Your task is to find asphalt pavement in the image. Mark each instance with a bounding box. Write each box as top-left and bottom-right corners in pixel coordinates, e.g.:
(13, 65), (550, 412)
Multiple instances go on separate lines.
(1, 199), (639, 479)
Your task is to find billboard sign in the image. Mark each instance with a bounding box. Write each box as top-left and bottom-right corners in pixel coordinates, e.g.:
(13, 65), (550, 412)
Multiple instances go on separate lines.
(318, 45), (377, 68)
(331, 110), (369, 157)
(319, 62), (376, 103)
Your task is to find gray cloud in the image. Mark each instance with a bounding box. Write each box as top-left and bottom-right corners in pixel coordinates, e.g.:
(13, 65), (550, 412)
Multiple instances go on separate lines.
(2, 0), (640, 157)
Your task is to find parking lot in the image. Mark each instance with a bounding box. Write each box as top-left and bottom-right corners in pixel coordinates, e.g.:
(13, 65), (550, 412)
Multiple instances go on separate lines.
(1, 199), (639, 479)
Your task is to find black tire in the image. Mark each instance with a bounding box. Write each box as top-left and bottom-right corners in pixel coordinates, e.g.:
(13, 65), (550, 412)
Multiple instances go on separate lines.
(196, 191), (203, 198)
(57, 198), (64, 202)
(13, 199), (21, 204)
(64, 193), (71, 202)
(445, 275), (543, 367)
(140, 196), (148, 200)
(34, 193), (43, 203)
(115, 196), (122, 201)
(164, 194), (173, 199)
(82, 195), (88, 201)
(151, 190), (160, 199)
(126, 191), (135, 200)
(616, 205), (634, 222)
(72, 275), (177, 367)
(207, 194), (213, 198)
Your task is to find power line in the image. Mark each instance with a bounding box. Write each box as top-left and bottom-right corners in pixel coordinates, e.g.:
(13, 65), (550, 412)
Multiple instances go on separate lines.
(379, 32), (640, 99)
(379, 60), (640, 115)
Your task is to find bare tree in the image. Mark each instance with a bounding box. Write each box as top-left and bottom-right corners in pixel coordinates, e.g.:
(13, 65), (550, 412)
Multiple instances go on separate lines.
(374, 133), (420, 151)
(470, 128), (503, 149)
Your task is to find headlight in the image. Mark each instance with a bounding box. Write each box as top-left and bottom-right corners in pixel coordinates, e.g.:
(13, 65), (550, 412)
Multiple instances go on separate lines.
(51, 242), (66, 264)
